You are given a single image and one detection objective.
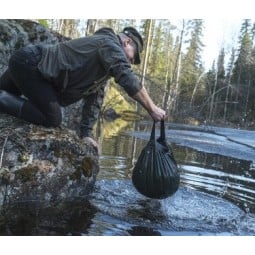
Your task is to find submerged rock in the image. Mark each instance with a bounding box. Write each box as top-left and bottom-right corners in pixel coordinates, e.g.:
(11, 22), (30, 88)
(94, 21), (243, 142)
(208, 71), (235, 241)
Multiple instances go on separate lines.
(0, 115), (99, 208)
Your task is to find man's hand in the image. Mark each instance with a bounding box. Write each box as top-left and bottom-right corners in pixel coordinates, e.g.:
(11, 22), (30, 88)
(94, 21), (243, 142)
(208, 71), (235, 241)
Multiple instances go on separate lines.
(82, 137), (100, 154)
(149, 105), (166, 122)
(132, 87), (166, 122)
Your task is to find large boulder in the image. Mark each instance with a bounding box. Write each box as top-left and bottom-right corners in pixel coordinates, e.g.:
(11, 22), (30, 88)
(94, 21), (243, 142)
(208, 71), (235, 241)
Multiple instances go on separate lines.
(0, 20), (100, 234)
(0, 115), (99, 207)
(0, 20), (99, 209)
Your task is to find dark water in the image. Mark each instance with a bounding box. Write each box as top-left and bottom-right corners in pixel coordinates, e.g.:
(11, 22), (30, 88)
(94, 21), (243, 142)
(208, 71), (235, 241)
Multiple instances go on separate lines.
(1, 120), (255, 235)
(90, 121), (255, 235)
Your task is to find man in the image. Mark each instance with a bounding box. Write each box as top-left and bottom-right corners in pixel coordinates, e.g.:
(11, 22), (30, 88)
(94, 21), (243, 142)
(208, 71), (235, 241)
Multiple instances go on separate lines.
(0, 26), (165, 152)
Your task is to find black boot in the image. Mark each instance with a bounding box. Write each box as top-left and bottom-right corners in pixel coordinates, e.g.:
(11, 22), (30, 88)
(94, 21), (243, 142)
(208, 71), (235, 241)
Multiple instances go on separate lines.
(0, 90), (25, 118)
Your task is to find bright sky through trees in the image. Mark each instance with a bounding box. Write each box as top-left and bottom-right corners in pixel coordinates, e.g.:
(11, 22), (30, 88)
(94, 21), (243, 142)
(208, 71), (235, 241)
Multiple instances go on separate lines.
(202, 19), (241, 70)
(1, 1), (252, 71)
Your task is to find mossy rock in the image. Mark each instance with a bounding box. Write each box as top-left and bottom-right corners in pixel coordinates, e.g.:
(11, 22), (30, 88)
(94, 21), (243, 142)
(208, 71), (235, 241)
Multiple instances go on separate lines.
(0, 115), (99, 208)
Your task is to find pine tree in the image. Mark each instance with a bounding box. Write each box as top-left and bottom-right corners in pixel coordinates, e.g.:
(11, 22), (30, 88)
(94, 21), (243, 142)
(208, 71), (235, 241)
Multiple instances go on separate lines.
(37, 19), (49, 28)
(231, 19), (253, 123)
(140, 19), (154, 87)
(163, 20), (185, 113)
(179, 19), (205, 114)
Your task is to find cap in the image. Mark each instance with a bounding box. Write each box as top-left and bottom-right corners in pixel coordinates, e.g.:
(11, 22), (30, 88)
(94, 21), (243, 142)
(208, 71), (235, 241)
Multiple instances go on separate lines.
(122, 27), (143, 65)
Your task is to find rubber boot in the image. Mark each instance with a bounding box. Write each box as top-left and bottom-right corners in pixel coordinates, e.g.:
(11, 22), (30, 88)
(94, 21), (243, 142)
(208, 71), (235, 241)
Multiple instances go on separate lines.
(0, 90), (25, 118)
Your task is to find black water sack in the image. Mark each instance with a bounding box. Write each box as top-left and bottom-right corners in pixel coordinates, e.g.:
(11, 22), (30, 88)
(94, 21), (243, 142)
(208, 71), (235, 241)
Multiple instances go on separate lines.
(132, 120), (180, 199)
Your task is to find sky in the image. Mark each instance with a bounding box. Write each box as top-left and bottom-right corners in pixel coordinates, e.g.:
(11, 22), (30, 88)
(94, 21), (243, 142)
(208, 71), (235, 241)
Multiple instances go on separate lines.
(170, 19), (243, 70)
(202, 19), (242, 70)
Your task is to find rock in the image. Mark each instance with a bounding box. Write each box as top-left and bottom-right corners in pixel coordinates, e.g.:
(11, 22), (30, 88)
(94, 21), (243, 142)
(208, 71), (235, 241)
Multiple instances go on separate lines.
(0, 114), (99, 207)
(0, 19), (69, 74)
(0, 20), (100, 212)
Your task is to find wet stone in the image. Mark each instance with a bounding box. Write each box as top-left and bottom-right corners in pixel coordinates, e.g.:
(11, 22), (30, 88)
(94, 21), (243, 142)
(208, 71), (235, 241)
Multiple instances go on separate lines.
(0, 114), (99, 208)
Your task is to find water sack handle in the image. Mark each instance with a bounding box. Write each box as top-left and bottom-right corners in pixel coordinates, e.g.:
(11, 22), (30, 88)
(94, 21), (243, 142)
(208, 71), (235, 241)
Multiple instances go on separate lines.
(149, 120), (166, 143)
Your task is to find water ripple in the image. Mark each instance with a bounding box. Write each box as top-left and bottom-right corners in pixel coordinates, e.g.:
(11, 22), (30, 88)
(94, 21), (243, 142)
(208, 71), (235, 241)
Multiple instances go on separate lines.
(90, 179), (255, 235)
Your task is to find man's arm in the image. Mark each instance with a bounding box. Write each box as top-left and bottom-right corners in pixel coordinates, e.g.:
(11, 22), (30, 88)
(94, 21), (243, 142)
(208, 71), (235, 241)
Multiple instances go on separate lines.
(132, 86), (166, 121)
(80, 86), (105, 152)
(98, 40), (165, 121)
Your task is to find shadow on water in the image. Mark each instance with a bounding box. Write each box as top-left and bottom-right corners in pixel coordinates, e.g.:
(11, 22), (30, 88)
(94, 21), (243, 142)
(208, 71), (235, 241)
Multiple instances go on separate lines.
(1, 119), (255, 235)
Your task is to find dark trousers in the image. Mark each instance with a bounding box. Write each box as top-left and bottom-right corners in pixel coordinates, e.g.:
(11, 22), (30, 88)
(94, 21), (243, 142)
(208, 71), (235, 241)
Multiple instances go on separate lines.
(0, 46), (62, 127)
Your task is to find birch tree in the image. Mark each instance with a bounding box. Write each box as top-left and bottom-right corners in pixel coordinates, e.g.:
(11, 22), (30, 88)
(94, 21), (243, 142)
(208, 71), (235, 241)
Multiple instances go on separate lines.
(163, 19), (185, 113)
(179, 19), (204, 113)
(141, 19), (153, 87)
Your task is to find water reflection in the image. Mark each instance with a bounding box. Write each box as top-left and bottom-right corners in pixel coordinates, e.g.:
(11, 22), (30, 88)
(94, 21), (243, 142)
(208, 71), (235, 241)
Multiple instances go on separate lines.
(0, 200), (97, 235)
(96, 120), (255, 216)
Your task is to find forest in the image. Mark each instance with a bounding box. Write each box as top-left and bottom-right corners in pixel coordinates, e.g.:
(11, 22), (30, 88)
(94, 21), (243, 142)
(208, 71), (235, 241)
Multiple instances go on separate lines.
(37, 19), (255, 128)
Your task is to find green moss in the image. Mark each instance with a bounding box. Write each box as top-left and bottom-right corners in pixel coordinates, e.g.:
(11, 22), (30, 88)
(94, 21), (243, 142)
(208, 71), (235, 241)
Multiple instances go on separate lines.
(81, 157), (93, 177)
(69, 157), (94, 180)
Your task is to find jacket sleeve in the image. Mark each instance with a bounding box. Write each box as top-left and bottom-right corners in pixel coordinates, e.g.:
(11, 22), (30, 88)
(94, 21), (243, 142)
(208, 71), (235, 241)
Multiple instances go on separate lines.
(98, 39), (142, 96)
(80, 85), (105, 138)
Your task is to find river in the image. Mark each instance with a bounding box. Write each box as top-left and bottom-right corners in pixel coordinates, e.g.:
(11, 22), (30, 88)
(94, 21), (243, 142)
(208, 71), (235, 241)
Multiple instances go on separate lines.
(88, 120), (255, 235)
(1, 120), (255, 235)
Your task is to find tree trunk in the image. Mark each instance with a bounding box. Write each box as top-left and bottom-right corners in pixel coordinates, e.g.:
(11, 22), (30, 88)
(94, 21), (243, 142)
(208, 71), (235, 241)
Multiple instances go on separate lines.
(164, 19), (185, 113)
(234, 66), (242, 113)
(223, 69), (235, 122)
(86, 19), (98, 36)
(223, 75), (231, 122)
(190, 71), (205, 107)
(209, 69), (218, 121)
(58, 19), (79, 38)
(141, 19), (153, 87)
(243, 75), (251, 127)
(163, 34), (172, 110)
